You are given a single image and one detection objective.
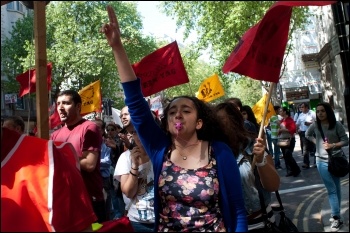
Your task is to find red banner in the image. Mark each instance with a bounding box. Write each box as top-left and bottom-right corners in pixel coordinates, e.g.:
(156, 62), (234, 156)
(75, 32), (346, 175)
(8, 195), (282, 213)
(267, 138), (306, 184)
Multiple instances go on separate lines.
(16, 63), (52, 97)
(132, 41), (189, 97)
(49, 102), (62, 130)
(222, 1), (337, 83)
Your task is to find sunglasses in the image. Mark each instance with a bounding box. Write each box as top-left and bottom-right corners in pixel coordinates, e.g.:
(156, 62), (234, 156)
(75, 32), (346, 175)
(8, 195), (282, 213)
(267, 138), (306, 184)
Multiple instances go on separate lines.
(106, 128), (115, 132)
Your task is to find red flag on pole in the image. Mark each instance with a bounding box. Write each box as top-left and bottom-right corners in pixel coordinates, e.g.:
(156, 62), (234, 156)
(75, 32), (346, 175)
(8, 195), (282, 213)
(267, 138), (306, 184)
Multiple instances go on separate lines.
(222, 1), (337, 83)
(49, 102), (62, 130)
(16, 62), (52, 97)
(131, 41), (189, 97)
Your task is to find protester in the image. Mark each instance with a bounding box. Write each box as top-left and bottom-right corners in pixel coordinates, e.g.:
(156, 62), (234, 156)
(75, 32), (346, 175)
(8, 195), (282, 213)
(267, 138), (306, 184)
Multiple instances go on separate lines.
(2, 115), (25, 134)
(50, 90), (105, 223)
(305, 102), (348, 232)
(225, 98), (258, 134)
(241, 105), (260, 134)
(215, 102), (280, 231)
(296, 102), (316, 169)
(1, 127), (97, 231)
(294, 104), (304, 154)
(269, 106), (283, 169)
(105, 121), (127, 220)
(101, 5), (247, 231)
(119, 106), (136, 150)
(115, 128), (155, 232)
(93, 119), (113, 221)
(278, 107), (301, 177)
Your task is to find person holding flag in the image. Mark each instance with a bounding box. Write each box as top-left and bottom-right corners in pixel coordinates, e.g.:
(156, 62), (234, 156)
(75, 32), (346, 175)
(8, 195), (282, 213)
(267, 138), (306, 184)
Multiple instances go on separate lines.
(101, 5), (247, 232)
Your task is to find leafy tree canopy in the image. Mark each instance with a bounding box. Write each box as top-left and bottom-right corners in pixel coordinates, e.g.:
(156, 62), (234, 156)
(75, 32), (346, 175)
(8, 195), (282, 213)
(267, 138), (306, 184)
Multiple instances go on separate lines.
(159, 1), (311, 104)
(1, 1), (158, 109)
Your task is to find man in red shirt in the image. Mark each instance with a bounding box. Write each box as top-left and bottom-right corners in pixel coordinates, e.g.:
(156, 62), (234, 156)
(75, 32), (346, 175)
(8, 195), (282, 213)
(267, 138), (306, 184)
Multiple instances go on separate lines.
(50, 90), (105, 222)
(1, 127), (97, 232)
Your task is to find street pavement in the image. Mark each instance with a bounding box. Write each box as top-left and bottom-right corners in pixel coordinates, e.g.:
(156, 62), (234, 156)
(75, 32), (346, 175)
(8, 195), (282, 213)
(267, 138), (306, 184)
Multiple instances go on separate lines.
(292, 132), (349, 232)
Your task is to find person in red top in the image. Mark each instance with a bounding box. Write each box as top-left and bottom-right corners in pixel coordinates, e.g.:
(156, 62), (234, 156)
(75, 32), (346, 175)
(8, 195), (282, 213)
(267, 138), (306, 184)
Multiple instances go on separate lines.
(1, 127), (97, 232)
(50, 89), (105, 222)
(278, 107), (301, 177)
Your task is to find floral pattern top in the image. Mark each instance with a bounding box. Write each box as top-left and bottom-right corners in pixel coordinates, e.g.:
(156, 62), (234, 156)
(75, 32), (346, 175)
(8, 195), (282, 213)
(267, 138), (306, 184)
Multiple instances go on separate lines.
(158, 147), (226, 232)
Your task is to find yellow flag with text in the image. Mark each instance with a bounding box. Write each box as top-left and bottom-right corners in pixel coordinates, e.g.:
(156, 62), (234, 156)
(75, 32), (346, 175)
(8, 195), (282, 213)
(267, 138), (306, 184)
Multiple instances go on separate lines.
(78, 80), (102, 116)
(252, 93), (275, 126)
(196, 74), (225, 102)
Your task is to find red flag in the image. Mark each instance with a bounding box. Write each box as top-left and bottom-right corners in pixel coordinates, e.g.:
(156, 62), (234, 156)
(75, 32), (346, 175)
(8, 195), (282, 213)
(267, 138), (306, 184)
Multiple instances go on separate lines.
(49, 102), (62, 130)
(131, 41), (189, 97)
(222, 1), (336, 83)
(16, 62), (52, 97)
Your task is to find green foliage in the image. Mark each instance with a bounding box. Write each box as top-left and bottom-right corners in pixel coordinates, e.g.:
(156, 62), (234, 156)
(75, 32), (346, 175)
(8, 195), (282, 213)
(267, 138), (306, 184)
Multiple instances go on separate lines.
(1, 12), (34, 94)
(230, 77), (263, 107)
(160, 1), (311, 99)
(1, 1), (158, 111)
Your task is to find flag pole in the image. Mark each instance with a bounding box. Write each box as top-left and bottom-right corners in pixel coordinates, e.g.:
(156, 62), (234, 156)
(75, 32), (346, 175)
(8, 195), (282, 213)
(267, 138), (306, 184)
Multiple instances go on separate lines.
(258, 82), (275, 138)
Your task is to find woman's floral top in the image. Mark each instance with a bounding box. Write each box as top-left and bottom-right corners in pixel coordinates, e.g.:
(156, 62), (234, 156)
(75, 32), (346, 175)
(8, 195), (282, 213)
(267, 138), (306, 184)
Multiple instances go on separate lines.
(158, 148), (226, 232)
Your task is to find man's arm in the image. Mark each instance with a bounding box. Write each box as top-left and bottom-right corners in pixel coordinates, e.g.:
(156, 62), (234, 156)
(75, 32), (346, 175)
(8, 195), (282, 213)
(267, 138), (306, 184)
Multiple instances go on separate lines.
(80, 151), (99, 172)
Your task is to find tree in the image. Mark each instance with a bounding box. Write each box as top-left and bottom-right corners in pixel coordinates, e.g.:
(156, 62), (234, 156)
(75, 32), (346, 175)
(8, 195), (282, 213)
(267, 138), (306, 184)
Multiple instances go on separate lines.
(160, 1), (311, 102)
(1, 12), (34, 94)
(230, 77), (262, 107)
(1, 1), (158, 110)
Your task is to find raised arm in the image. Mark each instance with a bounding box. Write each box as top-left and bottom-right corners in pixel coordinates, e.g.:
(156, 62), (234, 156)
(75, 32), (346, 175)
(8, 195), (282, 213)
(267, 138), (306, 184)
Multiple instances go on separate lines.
(101, 5), (136, 83)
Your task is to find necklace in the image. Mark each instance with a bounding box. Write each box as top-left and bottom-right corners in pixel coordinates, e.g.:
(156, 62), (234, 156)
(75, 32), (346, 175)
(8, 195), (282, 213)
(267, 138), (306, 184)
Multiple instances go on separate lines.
(174, 140), (201, 160)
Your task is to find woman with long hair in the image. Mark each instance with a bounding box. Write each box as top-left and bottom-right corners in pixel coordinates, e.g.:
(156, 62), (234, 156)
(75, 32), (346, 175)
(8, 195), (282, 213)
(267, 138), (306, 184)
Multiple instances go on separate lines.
(305, 102), (348, 232)
(101, 5), (248, 232)
(215, 102), (280, 232)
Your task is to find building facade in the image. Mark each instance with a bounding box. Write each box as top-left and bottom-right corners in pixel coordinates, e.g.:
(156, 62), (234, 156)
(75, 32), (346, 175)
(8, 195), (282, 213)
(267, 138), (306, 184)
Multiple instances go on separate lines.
(279, 4), (349, 128)
(1, 1), (36, 133)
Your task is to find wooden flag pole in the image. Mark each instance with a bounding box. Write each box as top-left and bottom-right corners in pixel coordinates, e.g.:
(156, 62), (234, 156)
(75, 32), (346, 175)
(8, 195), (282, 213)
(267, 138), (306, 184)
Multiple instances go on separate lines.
(34, 1), (49, 139)
(258, 82), (275, 138)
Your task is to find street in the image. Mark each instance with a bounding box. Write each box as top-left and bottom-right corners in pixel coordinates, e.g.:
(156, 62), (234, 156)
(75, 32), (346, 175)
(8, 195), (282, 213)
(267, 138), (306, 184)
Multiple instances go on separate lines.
(272, 133), (349, 232)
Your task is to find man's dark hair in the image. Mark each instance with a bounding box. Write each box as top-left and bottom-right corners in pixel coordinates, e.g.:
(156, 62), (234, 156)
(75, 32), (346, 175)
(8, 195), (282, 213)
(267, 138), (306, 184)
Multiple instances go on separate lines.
(301, 102), (309, 109)
(57, 90), (82, 105)
(4, 115), (25, 133)
(273, 106), (280, 112)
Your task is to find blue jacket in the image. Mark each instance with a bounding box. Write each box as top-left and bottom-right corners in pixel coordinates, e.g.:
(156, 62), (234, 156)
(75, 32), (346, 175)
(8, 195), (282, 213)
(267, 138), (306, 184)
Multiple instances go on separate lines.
(123, 78), (248, 232)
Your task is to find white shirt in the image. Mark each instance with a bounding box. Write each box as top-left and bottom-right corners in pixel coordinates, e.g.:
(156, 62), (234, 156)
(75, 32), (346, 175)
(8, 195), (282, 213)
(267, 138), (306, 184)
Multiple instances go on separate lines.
(296, 110), (316, 131)
(114, 150), (155, 223)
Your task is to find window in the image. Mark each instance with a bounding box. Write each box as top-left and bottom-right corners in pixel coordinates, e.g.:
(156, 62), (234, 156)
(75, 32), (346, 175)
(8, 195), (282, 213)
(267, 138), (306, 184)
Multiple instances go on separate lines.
(6, 2), (14, 10)
(6, 1), (25, 13)
(16, 1), (24, 13)
(16, 96), (25, 110)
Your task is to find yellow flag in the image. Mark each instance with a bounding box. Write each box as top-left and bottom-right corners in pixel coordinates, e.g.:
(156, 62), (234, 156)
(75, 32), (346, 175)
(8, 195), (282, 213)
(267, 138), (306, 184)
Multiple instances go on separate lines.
(78, 80), (102, 116)
(252, 93), (275, 126)
(196, 74), (225, 102)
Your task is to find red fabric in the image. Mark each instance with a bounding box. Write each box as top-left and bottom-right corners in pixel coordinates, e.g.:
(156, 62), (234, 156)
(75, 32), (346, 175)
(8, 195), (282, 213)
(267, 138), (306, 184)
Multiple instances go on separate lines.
(1, 130), (97, 232)
(280, 117), (297, 135)
(132, 41), (189, 97)
(97, 216), (134, 232)
(16, 62), (52, 97)
(49, 102), (62, 130)
(222, 1), (337, 83)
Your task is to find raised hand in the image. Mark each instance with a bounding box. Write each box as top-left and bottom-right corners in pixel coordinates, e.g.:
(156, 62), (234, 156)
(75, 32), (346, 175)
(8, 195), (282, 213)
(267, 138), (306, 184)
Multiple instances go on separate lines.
(100, 5), (121, 48)
(130, 146), (142, 168)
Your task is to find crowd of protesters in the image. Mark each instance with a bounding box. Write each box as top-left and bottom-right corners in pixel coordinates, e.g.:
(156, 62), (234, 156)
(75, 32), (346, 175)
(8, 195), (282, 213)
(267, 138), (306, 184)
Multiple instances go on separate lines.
(1, 4), (348, 233)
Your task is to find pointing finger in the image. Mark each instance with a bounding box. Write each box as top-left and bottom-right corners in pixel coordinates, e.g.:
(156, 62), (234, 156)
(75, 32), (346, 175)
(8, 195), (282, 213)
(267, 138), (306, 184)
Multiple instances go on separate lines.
(107, 5), (118, 26)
